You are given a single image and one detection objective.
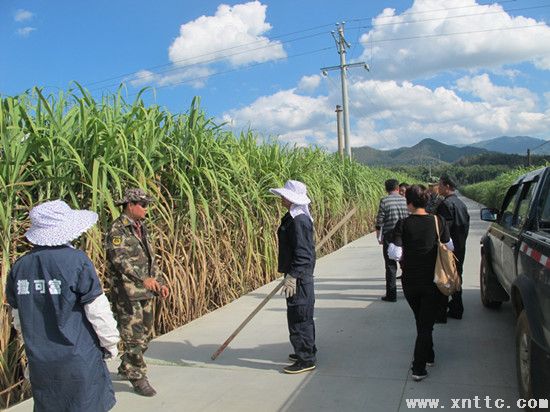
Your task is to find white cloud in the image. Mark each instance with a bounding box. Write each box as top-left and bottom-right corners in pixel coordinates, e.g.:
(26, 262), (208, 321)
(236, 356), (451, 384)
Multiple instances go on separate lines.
(129, 67), (213, 89)
(131, 1), (285, 88)
(16, 27), (36, 37)
(14, 9), (33, 23)
(223, 74), (550, 151)
(130, 70), (158, 87)
(298, 75), (321, 92)
(359, 0), (550, 80)
(223, 89), (333, 147)
(168, 1), (285, 67)
(456, 74), (538, 110)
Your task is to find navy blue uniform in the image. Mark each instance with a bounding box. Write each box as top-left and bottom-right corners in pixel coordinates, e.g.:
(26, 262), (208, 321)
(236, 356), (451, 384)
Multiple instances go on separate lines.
(277, 213), (317, 363)
(6, 245), (115, 412)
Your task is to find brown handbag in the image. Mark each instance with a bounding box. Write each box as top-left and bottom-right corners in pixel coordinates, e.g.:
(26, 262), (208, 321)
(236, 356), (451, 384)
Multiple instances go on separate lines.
(433, 216), (461, 296)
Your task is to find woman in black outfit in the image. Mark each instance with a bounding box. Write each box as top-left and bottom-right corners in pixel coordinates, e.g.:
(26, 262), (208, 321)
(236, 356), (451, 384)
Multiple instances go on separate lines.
(270, 179), (317, 374)
(389, 185), (452, 381)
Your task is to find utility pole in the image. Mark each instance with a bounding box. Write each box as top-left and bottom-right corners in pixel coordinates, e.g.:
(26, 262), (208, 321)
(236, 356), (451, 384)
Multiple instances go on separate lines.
(321, 22), (369, 160)
(335, 105), (344, 160)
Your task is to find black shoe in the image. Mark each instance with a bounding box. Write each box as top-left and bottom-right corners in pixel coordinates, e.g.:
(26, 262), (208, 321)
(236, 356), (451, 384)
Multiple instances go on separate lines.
(130, 378), (157, 397)
(381, 296), (396, 302)
(283, 361), (316, 374)
(447, 312), (462, 320)
(411, 369), (428, 381)
(288, 353), (298, 362)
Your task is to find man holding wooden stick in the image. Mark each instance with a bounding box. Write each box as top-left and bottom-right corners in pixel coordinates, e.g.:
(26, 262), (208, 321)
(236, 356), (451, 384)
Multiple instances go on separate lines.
(270, 180), (317, 374)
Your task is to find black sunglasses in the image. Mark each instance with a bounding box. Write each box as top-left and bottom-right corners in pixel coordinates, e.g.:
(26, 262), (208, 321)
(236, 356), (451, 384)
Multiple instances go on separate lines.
(133, 201), (149, 208)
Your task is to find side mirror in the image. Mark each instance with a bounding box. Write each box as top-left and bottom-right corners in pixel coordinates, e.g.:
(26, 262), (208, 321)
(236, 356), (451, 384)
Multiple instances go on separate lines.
(480, 208), (498, 222)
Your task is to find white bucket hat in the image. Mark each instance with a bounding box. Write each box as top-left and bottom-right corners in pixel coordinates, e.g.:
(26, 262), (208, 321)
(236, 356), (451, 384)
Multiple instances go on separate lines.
(25, 200), (98, 246)
(269, 180), (311, 205)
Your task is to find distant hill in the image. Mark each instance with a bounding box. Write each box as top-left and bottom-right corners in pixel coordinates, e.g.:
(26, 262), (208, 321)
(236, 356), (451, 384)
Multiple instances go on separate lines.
(463, 136), (550, 155)
(352, 138), (488, 166)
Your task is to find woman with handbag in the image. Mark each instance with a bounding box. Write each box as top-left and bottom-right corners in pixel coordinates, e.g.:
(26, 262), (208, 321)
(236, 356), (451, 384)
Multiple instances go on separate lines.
(388, 185), (453, 381)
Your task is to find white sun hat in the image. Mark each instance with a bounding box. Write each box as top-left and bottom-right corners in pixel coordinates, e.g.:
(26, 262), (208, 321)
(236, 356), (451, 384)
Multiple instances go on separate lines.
(24, 200), (98, 246)
(269, 180), (311, 205)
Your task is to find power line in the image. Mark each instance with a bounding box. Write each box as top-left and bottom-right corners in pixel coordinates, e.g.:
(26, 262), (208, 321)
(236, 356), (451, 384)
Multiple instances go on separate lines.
(93, 20), (547, 96)
(84, 21), (547, 103)
(82, 1), (546, 91)
(531, 139), (550, 151)
(348, 0), (520, 23)
(85, 25), (335, 88)
(349, 23), (546, 44)
(356, 4), (550, 30)
(117, 46), (334, 99)
(88, 30), (331, 92)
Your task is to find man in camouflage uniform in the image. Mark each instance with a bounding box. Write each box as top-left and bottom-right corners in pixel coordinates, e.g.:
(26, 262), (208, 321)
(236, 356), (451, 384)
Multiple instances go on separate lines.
(106, 188), (169, 397)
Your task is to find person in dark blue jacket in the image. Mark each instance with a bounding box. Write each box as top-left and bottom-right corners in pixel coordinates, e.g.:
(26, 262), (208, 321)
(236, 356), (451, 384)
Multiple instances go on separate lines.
(5, 200), (119, 412)
(270, 180), (317, 374)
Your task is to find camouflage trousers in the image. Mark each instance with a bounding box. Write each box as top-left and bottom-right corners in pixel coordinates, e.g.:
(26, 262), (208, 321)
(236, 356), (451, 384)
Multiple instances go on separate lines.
(114, 298), (154, 380)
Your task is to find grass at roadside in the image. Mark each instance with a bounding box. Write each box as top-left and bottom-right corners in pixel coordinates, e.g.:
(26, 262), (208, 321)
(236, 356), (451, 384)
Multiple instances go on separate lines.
(461, 165), (547, 209)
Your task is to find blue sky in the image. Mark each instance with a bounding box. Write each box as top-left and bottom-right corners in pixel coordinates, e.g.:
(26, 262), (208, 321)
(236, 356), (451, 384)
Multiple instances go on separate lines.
(2, 0), (550, 151)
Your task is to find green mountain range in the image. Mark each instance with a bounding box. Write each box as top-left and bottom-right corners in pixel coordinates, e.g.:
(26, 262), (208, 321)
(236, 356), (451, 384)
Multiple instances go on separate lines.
(352, 136), (549, 166)
(462, 135), (550, 155)
(352, 138), (487, 166)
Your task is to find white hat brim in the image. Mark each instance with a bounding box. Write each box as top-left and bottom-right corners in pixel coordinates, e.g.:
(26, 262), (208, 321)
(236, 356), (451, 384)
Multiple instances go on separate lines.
(269, 188), (311, 205)
(25, 210), (98, 246)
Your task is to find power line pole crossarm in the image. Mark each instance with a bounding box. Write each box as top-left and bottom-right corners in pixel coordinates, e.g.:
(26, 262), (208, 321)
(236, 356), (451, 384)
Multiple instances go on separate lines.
(321, 22), (369, 161)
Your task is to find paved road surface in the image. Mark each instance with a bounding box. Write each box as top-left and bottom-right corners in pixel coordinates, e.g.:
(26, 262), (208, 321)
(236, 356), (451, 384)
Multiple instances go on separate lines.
(9, 196), (522, 411)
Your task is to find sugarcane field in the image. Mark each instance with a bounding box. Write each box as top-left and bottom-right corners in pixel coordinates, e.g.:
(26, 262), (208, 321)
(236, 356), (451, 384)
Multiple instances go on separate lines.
(2, 1), (550, 411)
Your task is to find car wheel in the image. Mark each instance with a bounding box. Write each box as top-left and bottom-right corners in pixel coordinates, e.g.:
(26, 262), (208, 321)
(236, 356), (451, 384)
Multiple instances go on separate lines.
(516, 310), (534, 400)
(480, 253), (503, 309)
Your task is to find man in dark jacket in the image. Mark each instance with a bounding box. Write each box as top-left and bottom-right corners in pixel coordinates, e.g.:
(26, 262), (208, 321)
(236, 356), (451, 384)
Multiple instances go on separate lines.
(270, 180), (317, 374)
(106, 188), (170, 396)
(437, 175), (470, 320)
(376, 179), (409, 301)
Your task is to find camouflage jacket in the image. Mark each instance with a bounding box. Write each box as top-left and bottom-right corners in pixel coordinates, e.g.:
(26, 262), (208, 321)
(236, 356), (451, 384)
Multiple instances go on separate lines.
(426, 194), (444, 215)
(105, 214), (165, 301)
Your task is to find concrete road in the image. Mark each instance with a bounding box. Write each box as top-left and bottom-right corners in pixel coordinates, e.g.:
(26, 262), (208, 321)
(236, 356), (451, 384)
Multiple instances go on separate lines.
(9, 197), (523, 411)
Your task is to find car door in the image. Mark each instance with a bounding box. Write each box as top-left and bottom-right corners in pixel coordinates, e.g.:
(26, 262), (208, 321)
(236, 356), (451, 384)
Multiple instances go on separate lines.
(501, 179), (539, 289)
(489, 184), (520, 283)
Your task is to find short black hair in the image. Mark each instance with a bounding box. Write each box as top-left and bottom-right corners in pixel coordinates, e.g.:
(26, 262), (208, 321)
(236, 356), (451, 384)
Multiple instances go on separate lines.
(405, 184), (429, 208)
(399, 182), (409, 188)
(439, 174), (457, 190)
(385, 179), (399, 193)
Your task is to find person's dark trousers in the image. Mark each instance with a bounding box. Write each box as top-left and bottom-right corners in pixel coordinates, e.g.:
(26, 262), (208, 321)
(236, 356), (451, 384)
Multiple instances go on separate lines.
(447, 247), (465, 318)
(286, 277), (317, 364)
(436, 246), (466, 321)
(383, 240), (398, 300)
(403, 282), (440, 373)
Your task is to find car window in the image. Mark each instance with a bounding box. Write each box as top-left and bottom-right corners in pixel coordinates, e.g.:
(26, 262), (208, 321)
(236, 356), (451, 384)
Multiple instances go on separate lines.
(539, 176), (550, 229)
(501, 184), (520, 228)
(513, 181), (537, 229)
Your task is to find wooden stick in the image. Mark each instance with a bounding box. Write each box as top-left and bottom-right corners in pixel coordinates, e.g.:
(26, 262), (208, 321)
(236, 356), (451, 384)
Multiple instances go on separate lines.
(316, 207), (356, 250)
(211, 280), (284, 360)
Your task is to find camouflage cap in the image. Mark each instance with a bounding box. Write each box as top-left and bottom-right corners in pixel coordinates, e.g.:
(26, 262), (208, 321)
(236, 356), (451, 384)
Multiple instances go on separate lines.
(115, 188), (154, 206)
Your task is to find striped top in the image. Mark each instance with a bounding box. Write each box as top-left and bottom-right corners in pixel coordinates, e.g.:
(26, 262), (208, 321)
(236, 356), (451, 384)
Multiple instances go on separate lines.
(376, 193), (409, 237)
